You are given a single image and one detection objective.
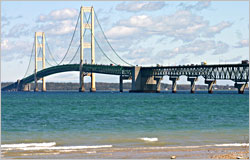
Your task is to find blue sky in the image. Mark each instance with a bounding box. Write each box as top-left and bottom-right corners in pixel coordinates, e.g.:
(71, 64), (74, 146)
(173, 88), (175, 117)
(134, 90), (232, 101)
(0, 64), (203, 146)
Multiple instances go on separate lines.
(1, 1), (249, 85)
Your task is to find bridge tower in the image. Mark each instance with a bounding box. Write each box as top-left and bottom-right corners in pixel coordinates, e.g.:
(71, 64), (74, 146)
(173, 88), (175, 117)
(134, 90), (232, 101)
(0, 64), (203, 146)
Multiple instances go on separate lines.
(79, 6), (96, 92)
(34, 32), (46, 92)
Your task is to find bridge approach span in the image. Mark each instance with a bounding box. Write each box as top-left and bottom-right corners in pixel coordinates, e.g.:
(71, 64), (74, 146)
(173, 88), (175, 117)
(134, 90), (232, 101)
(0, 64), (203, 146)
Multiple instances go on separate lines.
(2, 64), (132, 91)
(143, 63), (249, 82)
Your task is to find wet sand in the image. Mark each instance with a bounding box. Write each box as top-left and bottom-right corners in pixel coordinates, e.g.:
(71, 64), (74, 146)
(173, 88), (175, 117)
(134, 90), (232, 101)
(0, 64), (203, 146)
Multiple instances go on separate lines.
(2, 146), (249, 159)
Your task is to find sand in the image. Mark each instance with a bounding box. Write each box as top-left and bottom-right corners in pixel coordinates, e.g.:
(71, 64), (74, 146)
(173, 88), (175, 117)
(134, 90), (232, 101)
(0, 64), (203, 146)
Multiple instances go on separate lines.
(2, 146), (249, 159)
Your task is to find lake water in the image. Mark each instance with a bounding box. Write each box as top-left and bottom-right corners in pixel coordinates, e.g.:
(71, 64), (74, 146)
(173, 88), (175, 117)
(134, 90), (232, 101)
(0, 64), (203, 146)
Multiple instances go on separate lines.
(1, 91), (249, 158)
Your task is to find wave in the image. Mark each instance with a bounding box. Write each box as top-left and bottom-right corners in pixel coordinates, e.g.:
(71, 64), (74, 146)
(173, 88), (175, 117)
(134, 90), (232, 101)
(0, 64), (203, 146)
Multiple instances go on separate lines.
(213, 143), (249, 147)
(139, 137), (158, 142)
(1, 142), (112, 151)
(17, 145), (113, 151)
(134, 143), (249, 150)
(2, 142), (248, 152)
(1, 142), (56, 148)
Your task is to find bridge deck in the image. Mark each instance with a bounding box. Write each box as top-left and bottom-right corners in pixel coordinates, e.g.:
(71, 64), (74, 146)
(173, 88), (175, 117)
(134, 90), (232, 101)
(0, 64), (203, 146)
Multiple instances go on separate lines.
(2, 63), (249, 91)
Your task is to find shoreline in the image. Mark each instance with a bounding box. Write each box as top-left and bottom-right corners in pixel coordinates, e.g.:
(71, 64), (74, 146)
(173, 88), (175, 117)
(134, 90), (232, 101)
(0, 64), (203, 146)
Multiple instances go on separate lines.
(2, 144), (249, 159)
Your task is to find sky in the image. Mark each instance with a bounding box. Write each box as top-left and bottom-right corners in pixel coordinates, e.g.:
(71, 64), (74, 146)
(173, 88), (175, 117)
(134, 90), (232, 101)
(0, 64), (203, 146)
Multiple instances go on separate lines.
(1, 1), (249, 85)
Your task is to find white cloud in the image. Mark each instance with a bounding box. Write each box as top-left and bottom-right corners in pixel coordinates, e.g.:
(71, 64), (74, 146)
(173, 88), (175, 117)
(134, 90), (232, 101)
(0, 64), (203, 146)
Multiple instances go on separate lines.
(213, 41), (230, 55)
(179, 1), (211, 11)
(106, 26), (139, 39)
(1, 15), (23, 29)
(116, 2), (166, 12)
(1, 39), (32, 61)
(123, 47), (157, 65)
(205, 21), (232, 37)
(160, 40), (229, 56)
(37, 8), (78, 22)
(105, 9), (233, 43)
(1, 39), (11, 51)
(234, 39), (249, 48)
(48, 20), (76, 35)
(226, 56), (243, 63)
(34, 8), (80, 36)
(5, 24), (30, 38)
(119, 15), (153, 27)
(35, 18), (79, 36)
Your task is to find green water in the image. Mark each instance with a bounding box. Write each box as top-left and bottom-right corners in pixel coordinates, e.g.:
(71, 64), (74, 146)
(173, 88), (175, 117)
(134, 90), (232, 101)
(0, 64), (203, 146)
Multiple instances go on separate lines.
(2, 91), (249, 147)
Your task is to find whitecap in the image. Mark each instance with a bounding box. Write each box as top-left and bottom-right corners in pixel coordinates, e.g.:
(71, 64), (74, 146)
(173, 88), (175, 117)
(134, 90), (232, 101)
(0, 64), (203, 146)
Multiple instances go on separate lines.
(18, 145), (113, 151)
(139, 137), (158, 142)
(1, 142), (56, 148)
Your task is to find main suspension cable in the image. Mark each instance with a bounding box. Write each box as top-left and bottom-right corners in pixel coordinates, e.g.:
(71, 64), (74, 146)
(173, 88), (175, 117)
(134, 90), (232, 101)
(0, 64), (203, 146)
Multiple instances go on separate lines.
(83, 12), (117, 65)
(23, 39), (35, 78)
(67, 12), (91, 64)
(57, 11), (80, 65)
(94, 11), (133, 66)
(95, 36), (118, 65)
(45, 37), (59, 65)
(68, 45), (80, 64)
(45, 55), (54, 67)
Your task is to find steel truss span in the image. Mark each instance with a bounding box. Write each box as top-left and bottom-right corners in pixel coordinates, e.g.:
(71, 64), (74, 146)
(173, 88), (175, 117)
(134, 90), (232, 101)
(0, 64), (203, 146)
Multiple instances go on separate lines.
(144, 64), (249, 82)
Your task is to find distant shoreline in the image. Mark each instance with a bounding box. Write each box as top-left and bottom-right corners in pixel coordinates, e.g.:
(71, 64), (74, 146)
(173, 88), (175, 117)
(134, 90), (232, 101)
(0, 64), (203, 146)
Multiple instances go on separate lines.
(1, 82), (247, 91)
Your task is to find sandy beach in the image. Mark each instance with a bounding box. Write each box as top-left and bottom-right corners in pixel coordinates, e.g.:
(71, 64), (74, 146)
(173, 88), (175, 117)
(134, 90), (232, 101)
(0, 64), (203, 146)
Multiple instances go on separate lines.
(2, 145), (249, 159)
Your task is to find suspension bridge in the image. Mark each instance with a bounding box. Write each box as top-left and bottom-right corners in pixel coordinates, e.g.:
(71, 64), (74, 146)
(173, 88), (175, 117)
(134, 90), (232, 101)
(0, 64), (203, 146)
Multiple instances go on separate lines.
(2, 6), (249, 94)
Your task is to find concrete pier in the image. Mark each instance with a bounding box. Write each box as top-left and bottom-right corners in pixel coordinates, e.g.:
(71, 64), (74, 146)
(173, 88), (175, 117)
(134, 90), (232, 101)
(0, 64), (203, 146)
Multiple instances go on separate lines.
(90, 73), (96, 92)
(205, 79), (216, 93)
(90, 74), (96, 92)
(42, 77), (46, 92)
(23, 84), (31, 91)
(234, 83), (248, 94)
(170, 76), (179, 93)
(17, 80), (31, 91)
(130, 67), (162, 92)
(34, 81), (39, 92)
(187, 77), (198, 93)
(34, 73), (39, 92)
(79, 71), (85, 92)
(90, 87), (96, 92)
(120, 76), (123, 92)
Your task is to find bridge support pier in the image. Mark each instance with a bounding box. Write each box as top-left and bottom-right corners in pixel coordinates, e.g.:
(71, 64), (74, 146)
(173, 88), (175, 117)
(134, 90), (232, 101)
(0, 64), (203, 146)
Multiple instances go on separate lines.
(120, 76), (123, 92)
(79, 71), (85, 92)
(34, 78), (39, 92)
(130, 66), (161, 92)
(170, 76), (179, 93)
(42, 78), (46, 92)
(23, 84), (31, 91)
(17, 80), (31, 91)
(205, 79), (216, 94)
(234, 82), (248, 94)
(90, 73), (96, 92)
(187, 77), (198, 93)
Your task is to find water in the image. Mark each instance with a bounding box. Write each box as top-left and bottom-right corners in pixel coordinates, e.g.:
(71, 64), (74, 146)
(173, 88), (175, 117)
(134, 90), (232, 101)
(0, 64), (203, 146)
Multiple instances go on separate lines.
(1, 91), (249, 158)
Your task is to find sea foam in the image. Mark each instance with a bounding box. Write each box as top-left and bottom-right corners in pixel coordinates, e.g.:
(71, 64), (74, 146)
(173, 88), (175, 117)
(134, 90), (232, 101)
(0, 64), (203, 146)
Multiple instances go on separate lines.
(213, 143), (249, 147)
(1, 142), (112, 151)
(134, 143), (249, 150)
(18, 145), (113, 151)
(1, 142), (56, 148)
(139, 137), (158, 142)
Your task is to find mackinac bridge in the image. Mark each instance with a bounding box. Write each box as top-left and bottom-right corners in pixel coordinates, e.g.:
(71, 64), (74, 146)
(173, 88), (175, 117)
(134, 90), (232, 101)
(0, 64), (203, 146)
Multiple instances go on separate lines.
(2, 6), (249, 94)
